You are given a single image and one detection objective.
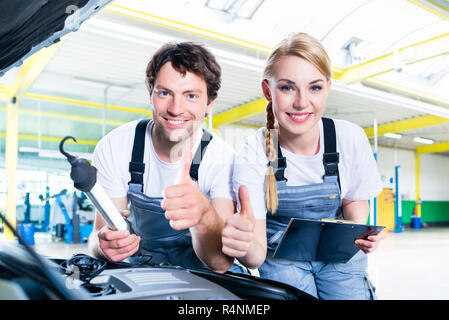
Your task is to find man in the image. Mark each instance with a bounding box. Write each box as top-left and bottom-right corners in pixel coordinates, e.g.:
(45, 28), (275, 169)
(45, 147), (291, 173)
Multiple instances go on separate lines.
(88, 42), (254, 273)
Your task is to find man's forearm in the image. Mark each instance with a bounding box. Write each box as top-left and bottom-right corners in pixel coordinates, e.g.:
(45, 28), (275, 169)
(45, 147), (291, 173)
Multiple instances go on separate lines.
(88, 228), (102, 258)
(87, 227), (110, 261)
(191, 206), (234, 273)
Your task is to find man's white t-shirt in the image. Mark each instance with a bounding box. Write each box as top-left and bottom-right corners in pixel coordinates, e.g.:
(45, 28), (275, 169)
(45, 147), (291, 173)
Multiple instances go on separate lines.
(92, 120), (236, 202)
(233, 118), (382, 219)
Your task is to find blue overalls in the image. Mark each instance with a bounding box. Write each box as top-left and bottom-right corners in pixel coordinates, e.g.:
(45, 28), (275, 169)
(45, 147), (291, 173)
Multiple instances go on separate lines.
(258, 118), (376, 300)
(126, 119), (247, 273)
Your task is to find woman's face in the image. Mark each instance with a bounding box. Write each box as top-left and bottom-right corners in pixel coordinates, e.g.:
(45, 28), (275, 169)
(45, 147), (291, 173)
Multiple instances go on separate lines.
(262, 55), (331, 138)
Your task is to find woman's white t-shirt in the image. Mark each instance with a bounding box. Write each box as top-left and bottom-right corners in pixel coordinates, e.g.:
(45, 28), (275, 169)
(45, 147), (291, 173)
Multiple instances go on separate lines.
(92, 120), (236, 201)
(233, 118), (383, 219)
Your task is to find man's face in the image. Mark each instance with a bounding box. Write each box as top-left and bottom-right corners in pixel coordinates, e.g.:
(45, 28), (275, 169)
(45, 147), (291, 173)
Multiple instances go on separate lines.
(150, 61), (214, 144)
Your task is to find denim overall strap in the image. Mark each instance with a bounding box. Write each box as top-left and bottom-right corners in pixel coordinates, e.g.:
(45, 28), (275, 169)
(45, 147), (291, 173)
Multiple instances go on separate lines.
(322, 117), (341, 191)
(190, 129), (213, 181)
(128, 119), (150, 192)
(266, 117), (343, 248)
(125, 119), (213, 268)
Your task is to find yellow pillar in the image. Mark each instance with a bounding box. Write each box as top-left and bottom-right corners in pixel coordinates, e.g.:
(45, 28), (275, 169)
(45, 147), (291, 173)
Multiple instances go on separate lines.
(415, 151), (421, 218)
(4, 97), (19, 240)
(2, 37), (63, 240)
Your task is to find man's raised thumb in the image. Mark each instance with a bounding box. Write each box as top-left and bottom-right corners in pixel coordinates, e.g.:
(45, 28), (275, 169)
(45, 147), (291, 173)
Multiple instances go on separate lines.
(175, 150), (193, 184)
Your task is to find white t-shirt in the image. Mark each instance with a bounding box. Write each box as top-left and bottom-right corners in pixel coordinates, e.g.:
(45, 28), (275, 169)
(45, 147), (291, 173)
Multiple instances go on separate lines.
(233, 118), (382, 219)
(92, 120), (236, 201)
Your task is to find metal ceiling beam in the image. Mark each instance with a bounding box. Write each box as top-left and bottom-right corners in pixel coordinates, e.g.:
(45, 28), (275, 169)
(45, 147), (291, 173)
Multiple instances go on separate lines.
(213, 98), (267, 129)
(363, 77), (449, 107)
(416, 141), (449, 154)
(407, 0), (449, 21)
(10, 43), (63, 96)
(334, 32), (449, 83)
(105, 4), (272, 53)
(364, 115), (449, 138)
(0, 132), (98, 146)
(362, 76), (449, 138)
(0, 84), (12, 100)
(24, 92), (151, 115)
(0, 106), (127, 126)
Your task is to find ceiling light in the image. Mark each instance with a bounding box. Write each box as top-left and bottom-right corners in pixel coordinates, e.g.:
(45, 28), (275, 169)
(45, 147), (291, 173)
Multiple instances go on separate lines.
(206, 0), (265, 19)
(384, 132), (402, 139)
(413, 137), (434, 144)
(341, 36), (365, 66)
(19, 147), (39, 153)
(204, 0), (228, 10)
(236, 0), (265, 18)
(39, 150), (93, 161)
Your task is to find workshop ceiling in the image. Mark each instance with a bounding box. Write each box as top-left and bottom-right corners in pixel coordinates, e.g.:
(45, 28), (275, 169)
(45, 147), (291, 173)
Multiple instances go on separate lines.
(0, 0), (448, 170)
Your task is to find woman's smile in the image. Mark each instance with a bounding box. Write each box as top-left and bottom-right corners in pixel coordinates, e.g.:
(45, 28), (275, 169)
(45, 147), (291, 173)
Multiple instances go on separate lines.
(286, 112), (313, 123)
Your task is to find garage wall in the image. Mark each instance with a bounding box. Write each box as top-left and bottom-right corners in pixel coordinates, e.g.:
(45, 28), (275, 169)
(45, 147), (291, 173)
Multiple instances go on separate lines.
(377, 146), (449, 225)
(377, 146), (449, 202)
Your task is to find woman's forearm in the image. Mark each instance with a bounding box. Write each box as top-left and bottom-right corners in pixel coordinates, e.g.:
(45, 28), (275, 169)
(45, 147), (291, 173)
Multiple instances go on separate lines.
(341, 199), (369, 224)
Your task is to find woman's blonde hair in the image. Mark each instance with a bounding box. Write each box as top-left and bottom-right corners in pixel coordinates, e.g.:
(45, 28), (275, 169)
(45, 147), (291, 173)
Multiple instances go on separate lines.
(263, 32), (332, 214)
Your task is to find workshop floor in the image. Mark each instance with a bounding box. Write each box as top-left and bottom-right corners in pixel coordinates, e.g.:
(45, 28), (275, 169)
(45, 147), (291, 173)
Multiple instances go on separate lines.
(367, 226), (449, 300)
(4, 226), (449, 300)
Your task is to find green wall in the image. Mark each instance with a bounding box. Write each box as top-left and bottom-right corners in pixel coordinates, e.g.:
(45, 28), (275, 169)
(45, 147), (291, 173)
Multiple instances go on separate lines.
(401, 200), (449, 224)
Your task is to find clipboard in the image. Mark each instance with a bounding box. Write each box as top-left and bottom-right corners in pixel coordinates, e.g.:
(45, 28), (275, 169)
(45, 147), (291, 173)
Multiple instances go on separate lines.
(272, 218), (385, 263)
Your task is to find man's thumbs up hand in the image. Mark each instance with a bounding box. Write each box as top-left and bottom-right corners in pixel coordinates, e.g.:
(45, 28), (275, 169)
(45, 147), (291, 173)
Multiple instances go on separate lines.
(162, 150), (209, 230)
(222, 185), (255, 258)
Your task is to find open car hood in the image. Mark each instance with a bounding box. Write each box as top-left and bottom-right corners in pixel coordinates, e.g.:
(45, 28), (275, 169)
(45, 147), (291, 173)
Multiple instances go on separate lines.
(0, 0), (112, 76)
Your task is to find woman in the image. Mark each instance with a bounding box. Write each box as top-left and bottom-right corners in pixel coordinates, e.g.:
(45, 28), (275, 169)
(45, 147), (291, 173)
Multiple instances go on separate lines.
(232, 32), (385, 300)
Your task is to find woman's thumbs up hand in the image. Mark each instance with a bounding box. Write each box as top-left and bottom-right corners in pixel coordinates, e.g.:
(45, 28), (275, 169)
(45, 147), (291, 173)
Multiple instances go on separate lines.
(221, 185), (255, 258)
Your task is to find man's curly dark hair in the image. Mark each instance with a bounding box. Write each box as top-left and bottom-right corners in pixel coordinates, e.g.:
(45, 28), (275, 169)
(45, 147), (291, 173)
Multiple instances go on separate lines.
(145, 42), (221, 105)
